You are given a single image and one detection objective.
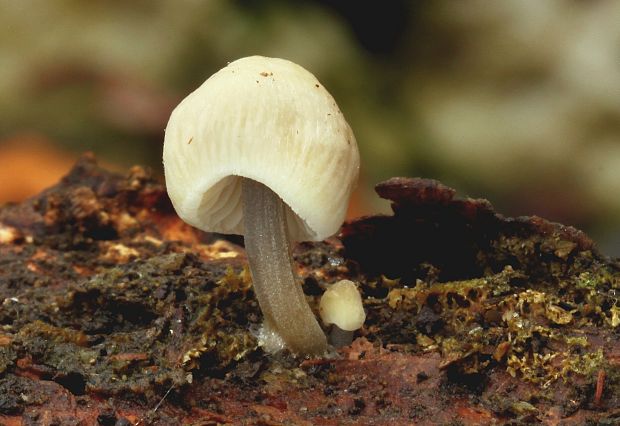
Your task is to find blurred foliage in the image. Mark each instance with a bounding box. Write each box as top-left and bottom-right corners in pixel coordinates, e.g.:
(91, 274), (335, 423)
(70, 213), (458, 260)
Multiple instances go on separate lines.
(0, 0), (619, 253)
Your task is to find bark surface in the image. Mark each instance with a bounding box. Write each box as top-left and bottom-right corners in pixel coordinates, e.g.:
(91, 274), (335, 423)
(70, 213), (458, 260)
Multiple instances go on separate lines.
(0, 155), (618, 425)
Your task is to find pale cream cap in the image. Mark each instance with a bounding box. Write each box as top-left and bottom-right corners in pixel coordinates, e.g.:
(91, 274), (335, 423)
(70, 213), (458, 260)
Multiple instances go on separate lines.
(319, 280), (366, 331)
(163, 56), (359, 241)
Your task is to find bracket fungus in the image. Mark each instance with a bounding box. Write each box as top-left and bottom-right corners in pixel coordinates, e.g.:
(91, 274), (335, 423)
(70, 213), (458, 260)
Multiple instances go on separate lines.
(319, 279), (366, 347)
(163, 56), (359, 356)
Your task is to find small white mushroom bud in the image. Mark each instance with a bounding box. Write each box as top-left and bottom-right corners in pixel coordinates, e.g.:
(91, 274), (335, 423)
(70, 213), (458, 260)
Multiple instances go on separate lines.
(319, 280), (366, 347)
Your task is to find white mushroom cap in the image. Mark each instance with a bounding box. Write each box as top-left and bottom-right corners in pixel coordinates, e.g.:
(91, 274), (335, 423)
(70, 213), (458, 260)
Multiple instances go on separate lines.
(319, 280), (366, 332)
(163, 56), (359, 241)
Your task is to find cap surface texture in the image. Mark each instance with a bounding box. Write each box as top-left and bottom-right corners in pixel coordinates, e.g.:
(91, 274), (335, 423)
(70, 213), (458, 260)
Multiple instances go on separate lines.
(163, 56), (359, 241)
(319, 280), (366, 331)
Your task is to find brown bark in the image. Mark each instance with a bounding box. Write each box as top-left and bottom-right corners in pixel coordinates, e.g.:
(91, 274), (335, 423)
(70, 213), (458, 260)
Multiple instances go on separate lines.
(0, 155), (618, 425)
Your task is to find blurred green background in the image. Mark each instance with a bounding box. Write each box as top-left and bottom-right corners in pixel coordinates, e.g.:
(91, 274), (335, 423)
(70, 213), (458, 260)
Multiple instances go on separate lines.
(1, 1), (619, 254)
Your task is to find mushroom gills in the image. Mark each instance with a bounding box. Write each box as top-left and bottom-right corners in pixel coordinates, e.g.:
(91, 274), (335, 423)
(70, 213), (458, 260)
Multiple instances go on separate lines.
(241, 177), (327, 356)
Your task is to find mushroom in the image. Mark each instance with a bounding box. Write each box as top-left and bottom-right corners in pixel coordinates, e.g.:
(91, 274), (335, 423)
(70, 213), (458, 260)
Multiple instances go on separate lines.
(163, 56), (359, 356)
(319, 280), (366, 347)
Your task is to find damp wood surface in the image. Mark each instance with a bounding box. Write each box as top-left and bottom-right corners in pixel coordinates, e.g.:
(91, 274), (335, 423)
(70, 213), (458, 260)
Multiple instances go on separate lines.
(0, 155), (619, 425)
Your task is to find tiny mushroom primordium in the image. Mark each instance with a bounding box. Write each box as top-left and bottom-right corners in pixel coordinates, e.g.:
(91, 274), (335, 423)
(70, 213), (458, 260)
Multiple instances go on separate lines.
(319, 279), (366, 348)
(163, 56), (359, 356)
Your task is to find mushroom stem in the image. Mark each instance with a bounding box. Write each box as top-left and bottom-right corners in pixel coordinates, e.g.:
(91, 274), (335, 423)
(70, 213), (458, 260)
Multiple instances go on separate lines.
(241, 178), (327, 356)
(329, 325), (354, 348)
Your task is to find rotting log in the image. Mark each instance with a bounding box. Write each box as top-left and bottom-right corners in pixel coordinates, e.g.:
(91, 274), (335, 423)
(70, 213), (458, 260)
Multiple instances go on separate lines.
(0, 155), (618, 425)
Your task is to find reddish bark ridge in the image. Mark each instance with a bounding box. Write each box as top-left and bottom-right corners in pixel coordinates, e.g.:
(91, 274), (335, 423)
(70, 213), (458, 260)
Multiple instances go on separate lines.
(0, 158), (618, 425)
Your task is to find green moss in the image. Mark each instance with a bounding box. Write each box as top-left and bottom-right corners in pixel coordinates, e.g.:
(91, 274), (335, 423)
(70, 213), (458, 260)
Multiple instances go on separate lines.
(374, 243), (619, 388)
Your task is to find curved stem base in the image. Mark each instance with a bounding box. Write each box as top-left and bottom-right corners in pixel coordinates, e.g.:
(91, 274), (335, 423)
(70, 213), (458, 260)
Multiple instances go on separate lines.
(241, 178), (327, 356)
